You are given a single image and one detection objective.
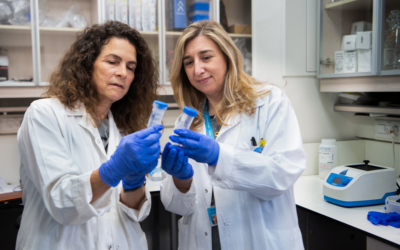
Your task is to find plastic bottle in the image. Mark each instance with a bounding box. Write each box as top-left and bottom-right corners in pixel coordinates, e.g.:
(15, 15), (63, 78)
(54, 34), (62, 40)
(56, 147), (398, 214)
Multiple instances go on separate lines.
(147, 100), (168, 127)
(171, 106), (198, 145)
(319, 139), (338, 179)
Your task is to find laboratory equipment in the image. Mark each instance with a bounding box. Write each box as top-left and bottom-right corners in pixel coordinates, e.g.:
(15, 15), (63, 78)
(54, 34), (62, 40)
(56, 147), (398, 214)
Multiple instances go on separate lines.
(319, 139), (337, 179)
(323, 160), (397, 207)
(147, 100), (168, 128)
(385, 195), (400, 214)
(171, 106), (197, 145)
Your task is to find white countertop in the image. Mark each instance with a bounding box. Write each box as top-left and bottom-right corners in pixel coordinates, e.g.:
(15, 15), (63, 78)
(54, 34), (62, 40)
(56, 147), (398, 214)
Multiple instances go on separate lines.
(294, 175), (400, 245)
(145, 175), (400, 245)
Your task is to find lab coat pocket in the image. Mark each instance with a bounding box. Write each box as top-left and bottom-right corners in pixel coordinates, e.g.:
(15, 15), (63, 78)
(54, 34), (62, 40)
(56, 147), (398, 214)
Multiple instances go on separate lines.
(237, 141), (252, 150)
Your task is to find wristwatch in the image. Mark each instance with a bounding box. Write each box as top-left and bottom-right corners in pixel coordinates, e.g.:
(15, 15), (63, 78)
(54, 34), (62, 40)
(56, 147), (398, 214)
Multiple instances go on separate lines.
(123, 180), (146, 193)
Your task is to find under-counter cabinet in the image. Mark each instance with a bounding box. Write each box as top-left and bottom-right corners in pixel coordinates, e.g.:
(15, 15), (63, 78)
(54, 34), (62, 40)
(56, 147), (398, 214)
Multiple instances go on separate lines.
(297, 206), (400, 250)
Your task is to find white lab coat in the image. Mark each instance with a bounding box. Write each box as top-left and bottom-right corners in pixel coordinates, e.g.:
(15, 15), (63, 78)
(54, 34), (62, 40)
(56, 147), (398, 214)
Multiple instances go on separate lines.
(161, 86), (306, 250)
(16, 98), (151, 250)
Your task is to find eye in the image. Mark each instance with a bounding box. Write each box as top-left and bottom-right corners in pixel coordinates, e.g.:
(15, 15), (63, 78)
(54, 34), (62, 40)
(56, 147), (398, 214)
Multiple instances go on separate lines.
(127, 66), (135, 71)
(203, 56), (211, 60)
(108, 61), (116, 65)
(184, 61), (193, 66)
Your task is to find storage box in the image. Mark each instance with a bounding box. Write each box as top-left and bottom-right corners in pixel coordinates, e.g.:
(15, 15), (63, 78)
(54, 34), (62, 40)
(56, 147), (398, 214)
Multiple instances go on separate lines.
(344, 51), (357, 73)
(334, 51), (344, 74)
(129, 0), (142, 30)
(189, 11), (209, 23)
(105, 0), (115, 21)
(115, 0), (128, 24)
(189, 2), (209, 12)
(351, 21), (372, 34)
(356, 31), (372, 49)
(342, 35), (357, 51)
(358, 49), (372, 72)
(168, 0), (187, 30)
(228, 24), (252, 34)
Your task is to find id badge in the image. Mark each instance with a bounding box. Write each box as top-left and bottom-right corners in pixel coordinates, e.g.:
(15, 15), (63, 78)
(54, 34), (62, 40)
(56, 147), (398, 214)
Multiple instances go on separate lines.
(207, 207), (218, 227)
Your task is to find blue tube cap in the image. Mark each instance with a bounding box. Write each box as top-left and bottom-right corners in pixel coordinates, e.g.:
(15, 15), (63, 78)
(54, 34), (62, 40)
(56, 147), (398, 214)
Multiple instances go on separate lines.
(154, 100), (168, 110)
(183, 106), (198, 117)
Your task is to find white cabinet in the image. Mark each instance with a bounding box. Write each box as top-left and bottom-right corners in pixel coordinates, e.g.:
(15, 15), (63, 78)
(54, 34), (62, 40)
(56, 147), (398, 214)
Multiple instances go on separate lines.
(284, 0), (317, 76)
(0, 0), (253, 98)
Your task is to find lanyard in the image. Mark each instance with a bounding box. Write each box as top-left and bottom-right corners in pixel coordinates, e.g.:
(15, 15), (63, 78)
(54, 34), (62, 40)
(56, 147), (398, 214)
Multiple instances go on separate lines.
(203, 100), (215, 140)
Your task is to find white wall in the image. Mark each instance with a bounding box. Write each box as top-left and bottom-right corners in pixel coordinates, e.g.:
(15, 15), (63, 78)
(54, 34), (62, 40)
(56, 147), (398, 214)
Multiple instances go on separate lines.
(0, 135), (20, 184)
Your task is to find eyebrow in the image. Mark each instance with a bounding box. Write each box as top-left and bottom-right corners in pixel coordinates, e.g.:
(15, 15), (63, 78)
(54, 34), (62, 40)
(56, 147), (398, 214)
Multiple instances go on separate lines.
(183, 50), (214, 61)
(107, 54), (137, 65)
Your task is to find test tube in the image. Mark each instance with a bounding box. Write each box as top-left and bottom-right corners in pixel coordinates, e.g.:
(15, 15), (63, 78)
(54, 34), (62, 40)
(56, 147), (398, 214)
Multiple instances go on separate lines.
(171, 106), (198, 145)
(147, 100), (168, 128)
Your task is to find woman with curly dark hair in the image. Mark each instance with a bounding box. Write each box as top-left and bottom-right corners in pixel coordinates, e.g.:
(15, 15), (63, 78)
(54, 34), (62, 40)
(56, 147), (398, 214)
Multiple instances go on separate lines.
(16, 21), (161, 250)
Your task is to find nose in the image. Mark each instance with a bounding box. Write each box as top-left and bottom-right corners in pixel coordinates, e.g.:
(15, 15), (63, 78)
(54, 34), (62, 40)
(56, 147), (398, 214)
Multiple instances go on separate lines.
(116, 63), (127, 78)
(194, 60), (205, 76)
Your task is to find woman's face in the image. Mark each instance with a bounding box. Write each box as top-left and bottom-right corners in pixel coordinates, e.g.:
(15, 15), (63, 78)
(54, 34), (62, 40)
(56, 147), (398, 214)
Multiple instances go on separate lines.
(93, 37), (137, 107)
(183, 35), (227, 99)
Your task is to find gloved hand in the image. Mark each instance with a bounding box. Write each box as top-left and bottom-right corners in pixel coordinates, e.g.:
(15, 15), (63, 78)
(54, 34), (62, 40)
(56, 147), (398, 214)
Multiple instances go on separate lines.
(99, 125), (163, 188)
(169, 129), (219, 166)
(161, 142), (194, 180)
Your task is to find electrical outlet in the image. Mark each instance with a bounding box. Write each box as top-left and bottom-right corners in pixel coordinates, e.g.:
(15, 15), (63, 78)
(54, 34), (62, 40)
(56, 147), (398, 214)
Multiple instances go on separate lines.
(375, 120), (400, 139)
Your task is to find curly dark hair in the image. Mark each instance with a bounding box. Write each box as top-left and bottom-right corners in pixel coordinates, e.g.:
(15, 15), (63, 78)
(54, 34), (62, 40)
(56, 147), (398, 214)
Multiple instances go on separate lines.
(45, 20), (159, 134)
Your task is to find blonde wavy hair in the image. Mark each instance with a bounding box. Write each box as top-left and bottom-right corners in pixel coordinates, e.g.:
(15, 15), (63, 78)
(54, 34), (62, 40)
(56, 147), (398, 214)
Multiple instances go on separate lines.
(170, 20), (270, 131)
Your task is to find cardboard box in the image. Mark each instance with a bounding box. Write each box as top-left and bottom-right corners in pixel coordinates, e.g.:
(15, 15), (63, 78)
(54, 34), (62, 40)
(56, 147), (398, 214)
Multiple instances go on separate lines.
(344, 51), (357, 73)
(334, 51), (344, 74)
(356, 31), (372, 49)
(358, 49), (372, 72)
(228, 24), (252, 34)
(351, 21), (372, 34)
(115, 0), (128, 24)
(168, 0), (187, 30)
(129, 0), (142, 30)
(342, 35), (357, 51)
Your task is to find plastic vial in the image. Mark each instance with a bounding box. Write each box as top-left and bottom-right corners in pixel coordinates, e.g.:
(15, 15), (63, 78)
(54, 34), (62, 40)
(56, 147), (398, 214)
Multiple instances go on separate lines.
(318, 139), (338, 179)
(171, 106), (198, 145)
(147, 100), (168, 128)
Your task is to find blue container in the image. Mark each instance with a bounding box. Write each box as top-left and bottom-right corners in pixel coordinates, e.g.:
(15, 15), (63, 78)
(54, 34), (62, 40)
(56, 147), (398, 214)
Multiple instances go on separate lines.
(168, 0), (187, 30)
(189, 2), (209, 12)
(189, 10), (209, 23)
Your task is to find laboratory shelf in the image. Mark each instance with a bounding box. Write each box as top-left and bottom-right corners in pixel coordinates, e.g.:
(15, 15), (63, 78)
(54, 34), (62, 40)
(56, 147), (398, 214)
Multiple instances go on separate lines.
(324, 0), (371, 11)
(334, 104), (400, 115)
(165, 31), (251, 38)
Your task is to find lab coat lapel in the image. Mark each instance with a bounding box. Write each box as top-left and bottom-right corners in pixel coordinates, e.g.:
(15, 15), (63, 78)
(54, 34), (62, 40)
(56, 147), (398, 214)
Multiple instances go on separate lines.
(107, 110), (121, 159)
(78, 108), (107, 157)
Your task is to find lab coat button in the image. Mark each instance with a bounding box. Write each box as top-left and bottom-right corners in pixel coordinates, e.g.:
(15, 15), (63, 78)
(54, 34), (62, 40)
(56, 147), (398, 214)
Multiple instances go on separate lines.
(205, 189), (208, 193)
(205, 232), (208, 236)
(224, 222), (228, 226)
(96, 139), (101, 143)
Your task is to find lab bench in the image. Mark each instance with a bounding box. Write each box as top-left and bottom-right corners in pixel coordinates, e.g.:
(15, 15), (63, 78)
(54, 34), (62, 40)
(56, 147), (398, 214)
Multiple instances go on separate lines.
(294, 175), (400, 250)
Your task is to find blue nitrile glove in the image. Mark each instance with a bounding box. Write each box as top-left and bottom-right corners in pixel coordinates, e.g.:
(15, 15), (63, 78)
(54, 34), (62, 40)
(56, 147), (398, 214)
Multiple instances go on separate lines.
(161, 142), (194, 180)
(169, 129), (220, 166)
(99, 125), (163, 188)
(367, 211), (400, 228)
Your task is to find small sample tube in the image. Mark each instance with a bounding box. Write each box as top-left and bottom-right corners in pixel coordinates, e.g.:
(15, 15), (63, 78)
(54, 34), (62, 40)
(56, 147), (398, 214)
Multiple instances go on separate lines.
(172, 106), (198, 145)
(147, 100), (168, 127)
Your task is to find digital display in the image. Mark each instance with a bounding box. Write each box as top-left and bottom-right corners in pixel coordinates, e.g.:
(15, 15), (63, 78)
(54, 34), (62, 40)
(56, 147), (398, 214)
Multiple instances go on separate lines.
(332, 177), (342, 184)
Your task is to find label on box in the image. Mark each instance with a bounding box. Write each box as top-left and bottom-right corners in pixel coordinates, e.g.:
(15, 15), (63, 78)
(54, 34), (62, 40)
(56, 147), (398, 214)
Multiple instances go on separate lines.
(319, 152), (333, 164)
(351, 21), (372, 35)
(335, 51), (344, 74)
(344, 51), (357, 73)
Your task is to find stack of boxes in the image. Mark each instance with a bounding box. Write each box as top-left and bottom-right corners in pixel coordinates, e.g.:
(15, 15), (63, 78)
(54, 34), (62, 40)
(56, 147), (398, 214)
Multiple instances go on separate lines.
(335, 21), (372, 74)
(188, 0), (209, 24)
(168, 0), (187, 31)
(105, 0), (156, 32)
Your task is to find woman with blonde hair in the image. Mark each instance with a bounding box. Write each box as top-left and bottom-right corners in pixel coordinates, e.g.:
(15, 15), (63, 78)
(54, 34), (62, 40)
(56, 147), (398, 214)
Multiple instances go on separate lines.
(17, 21), (161, 249)
(160, 20), (306, 250)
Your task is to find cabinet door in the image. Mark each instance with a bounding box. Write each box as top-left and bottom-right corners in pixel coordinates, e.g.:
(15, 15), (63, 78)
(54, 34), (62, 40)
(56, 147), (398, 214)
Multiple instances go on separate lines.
(318, 0), (376, 79)
(0, 1), (36, 87)
(38, 0), (99, 86)
(308, 211), (366, 250)
(378, 0), (400, 76)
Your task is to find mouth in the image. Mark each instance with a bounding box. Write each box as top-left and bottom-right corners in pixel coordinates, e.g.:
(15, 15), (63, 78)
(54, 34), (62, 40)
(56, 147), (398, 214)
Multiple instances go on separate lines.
(197, 77), (211, 84)
(109, 83), (124, 89)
